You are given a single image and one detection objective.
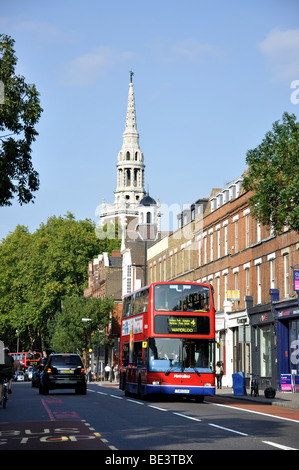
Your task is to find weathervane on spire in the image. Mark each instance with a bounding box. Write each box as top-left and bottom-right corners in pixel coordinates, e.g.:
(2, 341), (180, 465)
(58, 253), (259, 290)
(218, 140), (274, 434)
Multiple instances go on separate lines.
(129, 69), (134, 83)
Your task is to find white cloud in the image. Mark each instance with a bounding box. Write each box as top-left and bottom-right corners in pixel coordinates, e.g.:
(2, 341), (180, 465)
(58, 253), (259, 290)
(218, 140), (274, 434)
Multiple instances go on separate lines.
(15, 20), (73, 44)
(258, 28), (299, 80)
(146, 37), (224, 65)
(63, 47), (136, 87)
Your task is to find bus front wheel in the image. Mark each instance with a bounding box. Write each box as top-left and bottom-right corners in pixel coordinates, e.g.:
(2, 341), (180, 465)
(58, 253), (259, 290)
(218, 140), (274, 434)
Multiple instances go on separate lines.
(195, 395), (204, 403)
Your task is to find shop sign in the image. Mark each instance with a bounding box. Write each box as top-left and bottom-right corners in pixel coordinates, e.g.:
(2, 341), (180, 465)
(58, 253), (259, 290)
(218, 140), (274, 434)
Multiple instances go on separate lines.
(281, 374), (292, 391)
(226, 290), (240, 301)
(216, 318), (225, 331)
(260, 313), (267, 322)
(294, 270), (299, 292)
(277, 308), (299, 319)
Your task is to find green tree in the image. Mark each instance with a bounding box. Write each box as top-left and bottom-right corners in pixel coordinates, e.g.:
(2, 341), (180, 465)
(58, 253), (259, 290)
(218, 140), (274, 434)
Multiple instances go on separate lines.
(0, 213), (122, 352)
(95, 221), (122, 253)
(49, 296), (114, 354)
(24, 213), (102, 350)
(0, 34), (43, 206)
(0, 225), (33, 348)
(0, 214), (100, 350)
(243, 112), (299, 235)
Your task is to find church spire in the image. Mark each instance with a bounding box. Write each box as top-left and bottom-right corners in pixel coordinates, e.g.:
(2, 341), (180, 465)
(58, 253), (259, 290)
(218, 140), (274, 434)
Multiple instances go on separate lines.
(115, 71), (145, 206)
(124, 70), (138, 135)
(130, 69), (134, 83)
(98, 72), (145, 228)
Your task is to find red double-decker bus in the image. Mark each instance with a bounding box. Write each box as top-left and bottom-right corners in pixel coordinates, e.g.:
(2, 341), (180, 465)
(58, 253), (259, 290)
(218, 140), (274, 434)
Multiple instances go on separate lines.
(9, 351), (42, 370)
(119, 282), (215, 401)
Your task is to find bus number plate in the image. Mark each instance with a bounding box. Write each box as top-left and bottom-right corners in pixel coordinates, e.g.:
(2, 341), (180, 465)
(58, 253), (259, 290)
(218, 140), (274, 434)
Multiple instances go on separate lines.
(175, 389), (189, 394)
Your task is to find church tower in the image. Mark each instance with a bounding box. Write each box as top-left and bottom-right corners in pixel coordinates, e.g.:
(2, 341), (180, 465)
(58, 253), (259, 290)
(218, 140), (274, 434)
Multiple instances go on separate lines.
(98, 72), (146, 228)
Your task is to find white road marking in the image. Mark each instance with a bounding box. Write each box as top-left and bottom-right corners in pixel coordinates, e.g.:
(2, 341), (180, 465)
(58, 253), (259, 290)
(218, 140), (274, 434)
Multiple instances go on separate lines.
(208, 423), (248, 436)
(173, 412), (201, 422)
(262, 441), (298, 451)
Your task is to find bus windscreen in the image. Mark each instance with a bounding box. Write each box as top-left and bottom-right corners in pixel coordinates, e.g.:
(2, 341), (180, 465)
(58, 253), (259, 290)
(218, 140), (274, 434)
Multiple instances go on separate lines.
(154, 284), (210, 312)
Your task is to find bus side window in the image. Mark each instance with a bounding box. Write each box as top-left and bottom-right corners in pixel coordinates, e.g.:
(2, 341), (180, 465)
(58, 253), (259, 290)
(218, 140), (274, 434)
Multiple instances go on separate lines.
(122, 343), (129, 366)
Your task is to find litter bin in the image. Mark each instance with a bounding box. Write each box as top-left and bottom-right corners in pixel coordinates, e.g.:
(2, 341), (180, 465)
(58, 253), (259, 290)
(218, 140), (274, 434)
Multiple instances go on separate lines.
(232, 372), (246, 396)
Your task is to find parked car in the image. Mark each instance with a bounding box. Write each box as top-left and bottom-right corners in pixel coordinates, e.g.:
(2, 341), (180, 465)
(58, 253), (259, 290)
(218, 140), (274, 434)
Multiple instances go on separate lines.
(26, 366), (34, 381)
(39, 353), (87, 395)
(14, 372), (25, 382)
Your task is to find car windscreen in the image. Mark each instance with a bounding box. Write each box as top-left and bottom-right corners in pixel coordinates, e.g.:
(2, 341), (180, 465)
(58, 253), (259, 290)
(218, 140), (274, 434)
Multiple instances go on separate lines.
(50, 355), (82, 367)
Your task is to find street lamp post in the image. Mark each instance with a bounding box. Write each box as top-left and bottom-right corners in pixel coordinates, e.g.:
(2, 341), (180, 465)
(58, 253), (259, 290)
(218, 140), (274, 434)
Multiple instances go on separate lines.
(82, 318), (92, 369)
(16, 330), (19, 353)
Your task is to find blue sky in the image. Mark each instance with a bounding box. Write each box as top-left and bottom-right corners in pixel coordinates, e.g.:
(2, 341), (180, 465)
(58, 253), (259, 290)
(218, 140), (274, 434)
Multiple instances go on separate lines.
(1, 0), (299, 239)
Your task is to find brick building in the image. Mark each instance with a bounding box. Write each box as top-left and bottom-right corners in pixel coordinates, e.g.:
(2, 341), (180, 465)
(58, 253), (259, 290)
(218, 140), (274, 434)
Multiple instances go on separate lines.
(84, 250), (122, 301)
(84, 250), (122, 373)
(147, 198), (209, 283)
(147, 175), (299, 389)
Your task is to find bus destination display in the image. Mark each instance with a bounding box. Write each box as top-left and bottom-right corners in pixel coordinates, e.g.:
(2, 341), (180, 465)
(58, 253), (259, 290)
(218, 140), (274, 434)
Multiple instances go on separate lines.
(168, 317), (197, 333)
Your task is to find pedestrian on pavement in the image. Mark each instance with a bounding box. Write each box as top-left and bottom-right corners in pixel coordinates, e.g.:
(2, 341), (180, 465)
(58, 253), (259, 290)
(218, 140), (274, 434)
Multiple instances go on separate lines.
(110, 365), (114, 382)
(87, 367), (93, 382)
(114, 365), (119, 383)
(93, 363), (97, 381)
(216, 361), (223, 389)
(105, 363), (111, 381)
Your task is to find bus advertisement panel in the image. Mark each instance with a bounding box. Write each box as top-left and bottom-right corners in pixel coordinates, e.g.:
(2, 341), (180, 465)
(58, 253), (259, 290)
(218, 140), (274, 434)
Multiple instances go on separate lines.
(119, 282), (215, 401)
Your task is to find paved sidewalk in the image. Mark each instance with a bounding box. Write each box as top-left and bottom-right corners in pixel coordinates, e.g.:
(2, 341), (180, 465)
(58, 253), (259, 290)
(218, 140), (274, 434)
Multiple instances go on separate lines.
(215, 386), (299, 410)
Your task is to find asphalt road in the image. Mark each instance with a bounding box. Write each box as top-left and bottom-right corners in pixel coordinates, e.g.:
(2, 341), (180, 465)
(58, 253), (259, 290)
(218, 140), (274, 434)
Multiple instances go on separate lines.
(1, 382), (299, 452)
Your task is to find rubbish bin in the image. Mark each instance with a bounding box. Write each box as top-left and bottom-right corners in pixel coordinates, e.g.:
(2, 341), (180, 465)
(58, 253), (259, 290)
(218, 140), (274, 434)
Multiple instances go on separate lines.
(232, 372), (246, 396)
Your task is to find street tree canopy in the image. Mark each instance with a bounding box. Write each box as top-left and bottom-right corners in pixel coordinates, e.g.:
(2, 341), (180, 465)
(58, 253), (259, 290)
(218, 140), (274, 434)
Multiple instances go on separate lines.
(0, 213), (121, 352)
(48, 296), (114, 355)
(243, 112), (299, 235)
(0, 34), (43, 206)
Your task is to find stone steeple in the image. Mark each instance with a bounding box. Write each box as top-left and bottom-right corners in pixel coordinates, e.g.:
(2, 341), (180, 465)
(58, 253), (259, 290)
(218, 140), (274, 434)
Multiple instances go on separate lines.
(98, 72), (146, 228)
(114, 71), (145, 207)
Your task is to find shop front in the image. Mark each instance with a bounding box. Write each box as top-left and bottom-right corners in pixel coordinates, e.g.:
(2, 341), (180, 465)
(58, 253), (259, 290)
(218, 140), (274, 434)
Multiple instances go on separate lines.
(248, 302), (277, 390)
(274, 297), (299, 392)
(216, 299), (251, 388)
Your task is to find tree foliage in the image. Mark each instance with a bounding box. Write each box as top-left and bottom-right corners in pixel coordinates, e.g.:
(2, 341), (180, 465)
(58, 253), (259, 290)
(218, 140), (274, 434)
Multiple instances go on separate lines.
(0, 34), (43, 206)
(243, 112), (299, 235)
(49, 296), (114, 354)
(0, 213), (121, 352)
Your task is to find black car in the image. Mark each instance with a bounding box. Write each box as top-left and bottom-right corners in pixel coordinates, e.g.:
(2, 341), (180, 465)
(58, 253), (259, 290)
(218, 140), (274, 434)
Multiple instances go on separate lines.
(39, 353), (87, 395)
